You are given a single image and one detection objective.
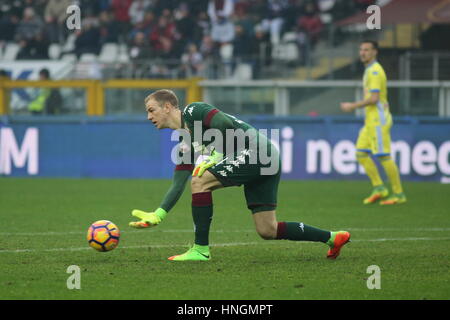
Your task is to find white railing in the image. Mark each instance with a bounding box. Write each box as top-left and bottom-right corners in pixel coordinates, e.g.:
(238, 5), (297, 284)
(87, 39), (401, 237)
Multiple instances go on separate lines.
(200, 80), (450, 117)
(400, 52), (450, 81)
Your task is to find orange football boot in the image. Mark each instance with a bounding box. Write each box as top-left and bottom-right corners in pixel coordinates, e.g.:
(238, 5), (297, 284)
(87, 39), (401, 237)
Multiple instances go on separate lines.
(327, 231), (351, 259)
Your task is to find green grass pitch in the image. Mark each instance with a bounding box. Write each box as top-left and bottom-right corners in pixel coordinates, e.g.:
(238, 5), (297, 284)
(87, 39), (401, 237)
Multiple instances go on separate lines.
(0, 178), (449, 300)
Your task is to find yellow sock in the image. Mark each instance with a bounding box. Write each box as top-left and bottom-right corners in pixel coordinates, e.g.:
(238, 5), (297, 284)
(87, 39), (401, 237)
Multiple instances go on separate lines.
(379, 156), (403, 194)
(357, 152), (383, 187)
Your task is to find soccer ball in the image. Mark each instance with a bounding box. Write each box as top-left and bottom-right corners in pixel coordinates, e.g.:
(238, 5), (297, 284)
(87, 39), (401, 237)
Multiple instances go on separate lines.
(87, 220), (120, 252)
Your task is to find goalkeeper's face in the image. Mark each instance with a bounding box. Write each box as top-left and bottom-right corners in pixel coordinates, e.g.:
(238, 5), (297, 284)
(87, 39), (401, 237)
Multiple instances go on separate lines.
(145, 98), (170, 129)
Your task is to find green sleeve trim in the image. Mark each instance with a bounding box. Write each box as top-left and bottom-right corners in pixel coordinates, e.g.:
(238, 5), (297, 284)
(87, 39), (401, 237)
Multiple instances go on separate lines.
(209, 111), (234, 132)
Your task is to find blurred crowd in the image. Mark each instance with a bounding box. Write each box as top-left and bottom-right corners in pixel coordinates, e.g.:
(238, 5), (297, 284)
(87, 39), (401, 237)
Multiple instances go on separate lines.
(0, 0), (376, 77)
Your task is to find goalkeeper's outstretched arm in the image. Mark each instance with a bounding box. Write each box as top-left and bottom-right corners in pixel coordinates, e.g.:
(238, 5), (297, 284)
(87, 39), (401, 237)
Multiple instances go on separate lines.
(129, 166), (192, 228)
(159, 167), (193, 212)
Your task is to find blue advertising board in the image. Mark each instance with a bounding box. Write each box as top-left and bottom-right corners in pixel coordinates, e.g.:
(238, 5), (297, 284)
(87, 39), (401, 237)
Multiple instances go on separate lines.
(1, 116), (450, 182)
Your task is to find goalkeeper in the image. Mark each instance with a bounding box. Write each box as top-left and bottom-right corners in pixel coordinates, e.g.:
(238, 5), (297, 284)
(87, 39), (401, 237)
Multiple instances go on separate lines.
(129, 89), (350, 261)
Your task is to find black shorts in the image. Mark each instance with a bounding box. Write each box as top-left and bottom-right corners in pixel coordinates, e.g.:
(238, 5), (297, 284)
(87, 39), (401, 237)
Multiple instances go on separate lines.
(208, 147), (281, 214)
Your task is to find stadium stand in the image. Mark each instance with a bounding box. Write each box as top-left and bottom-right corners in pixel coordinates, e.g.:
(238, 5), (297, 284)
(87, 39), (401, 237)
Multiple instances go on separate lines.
(2, 43), (20, 60)
(0, 0), (449, 80)
(0, 0), (377, 78)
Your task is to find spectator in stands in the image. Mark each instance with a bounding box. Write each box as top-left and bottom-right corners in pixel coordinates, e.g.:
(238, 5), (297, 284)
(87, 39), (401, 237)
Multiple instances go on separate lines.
(233, 0), (256, 36)
(17, 39), (30, 59)
(143, 11), (157, 35)
(149, 16), (178, 59)
(296, 25), (309, 66)
(43, 0), (73, 43)
(15, 7), (43, 41)
(233, 23), (260, 78)
(17, 30), (49, 60)
(161, 8), (174, 22)
(0, 0), (349, 79)
(233, 24), (253, 61)
(297, 1), (323, 50)
(0, 0), (25, 19)
(111, 0), (133, 40)
(194, 11), (211, 42)
(33, 31), (50, 59)
(199, 34), (218, 78)
(28, 68), (62, 115)
(281, 0), (305, 35)
(175, 3), (197, 51)
(74, 19), (101, 58)
(208, 0), (235, 48)
(44, 0), (73, 26)
(22, 0), (47, 19)
(181, 43), (204, 77)
(252, 24), (272, 78)
(234, 0), (251, 18)
(261, 0), (290, 44)
(129, 30), (154, 78)
(316, 0), (343, 45)
(99, 10), (120, 45)
(129, 0), (153, 25)
(207, 0), (234, 77)
(200, 34), (215, 59)
(128, 11), (155, 44)
(0, 13), (20, 42)
(129, 31), (153, 60)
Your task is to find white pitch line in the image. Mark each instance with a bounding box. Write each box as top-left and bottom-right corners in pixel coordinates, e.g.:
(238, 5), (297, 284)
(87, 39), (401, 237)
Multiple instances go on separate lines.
(0, 242), (262, 253)
(1, 237), (450, 254)
(351, 237), (450, 242)
(1, 227), (450, 237)
(0, 229), (247, 236)
(346, 228), (450, 232)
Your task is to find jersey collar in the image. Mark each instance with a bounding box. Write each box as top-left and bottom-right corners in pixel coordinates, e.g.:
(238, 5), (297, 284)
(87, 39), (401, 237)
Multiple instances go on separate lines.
(365, 60), (378, 69)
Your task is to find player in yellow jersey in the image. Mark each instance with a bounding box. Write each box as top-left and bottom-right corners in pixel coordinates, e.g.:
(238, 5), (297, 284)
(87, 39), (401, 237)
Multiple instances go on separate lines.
(340, 40), (406, 205)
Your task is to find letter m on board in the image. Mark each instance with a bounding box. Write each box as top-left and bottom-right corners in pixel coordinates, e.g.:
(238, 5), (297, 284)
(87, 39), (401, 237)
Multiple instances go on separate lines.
(0, 127), (39, 175)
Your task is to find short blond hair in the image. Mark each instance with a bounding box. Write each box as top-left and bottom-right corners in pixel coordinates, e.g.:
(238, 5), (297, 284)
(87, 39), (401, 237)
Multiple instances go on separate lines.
(145, 89), (179, 108)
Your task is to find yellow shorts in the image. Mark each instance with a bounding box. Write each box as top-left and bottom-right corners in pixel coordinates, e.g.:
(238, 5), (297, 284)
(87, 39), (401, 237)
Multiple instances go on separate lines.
(356, 118), (392, 157)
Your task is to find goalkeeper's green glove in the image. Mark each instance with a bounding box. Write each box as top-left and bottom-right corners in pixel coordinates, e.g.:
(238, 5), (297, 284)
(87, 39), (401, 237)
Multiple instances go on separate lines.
(129, 207), (167, 228)
(192, 149), (223, 177)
